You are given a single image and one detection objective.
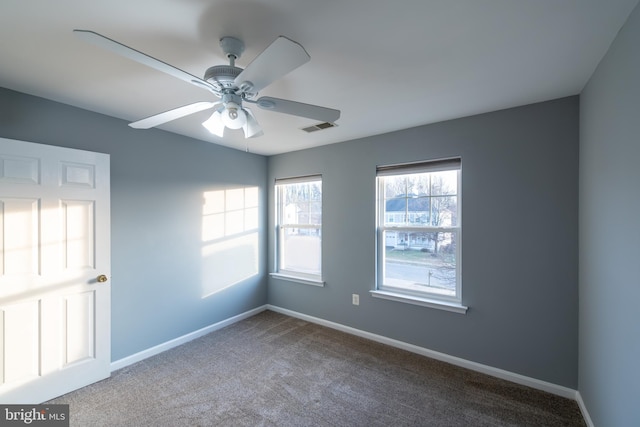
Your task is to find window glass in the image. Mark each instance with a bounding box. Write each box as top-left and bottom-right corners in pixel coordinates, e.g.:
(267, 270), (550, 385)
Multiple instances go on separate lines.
(377, 159), (461, 303)
(281, 227), (321, 276)
(276, 176), (322, 279)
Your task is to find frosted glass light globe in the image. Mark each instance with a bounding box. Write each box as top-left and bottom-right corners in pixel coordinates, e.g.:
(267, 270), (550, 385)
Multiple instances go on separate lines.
(221, 103), (247, 129)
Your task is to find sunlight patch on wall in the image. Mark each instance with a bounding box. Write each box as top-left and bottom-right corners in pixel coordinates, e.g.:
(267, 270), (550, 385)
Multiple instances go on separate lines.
(201, 187), (259, 298)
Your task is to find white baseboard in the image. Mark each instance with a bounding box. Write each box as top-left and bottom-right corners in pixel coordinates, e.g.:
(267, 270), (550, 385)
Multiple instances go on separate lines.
(576, 392), (595, 427)
(267, 304), (578, 400)
(110, 305), (268, 372)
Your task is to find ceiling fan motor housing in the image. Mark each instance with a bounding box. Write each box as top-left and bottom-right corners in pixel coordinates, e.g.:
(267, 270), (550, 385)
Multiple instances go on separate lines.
(204, 65), (243, 91)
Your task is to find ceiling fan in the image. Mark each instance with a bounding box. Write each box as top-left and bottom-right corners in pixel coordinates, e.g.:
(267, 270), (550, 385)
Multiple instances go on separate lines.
(73, 30), (340, 138)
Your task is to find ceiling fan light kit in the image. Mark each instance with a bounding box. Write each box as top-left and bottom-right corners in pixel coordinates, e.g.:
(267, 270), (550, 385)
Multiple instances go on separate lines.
(202, 110), (225, 136)
(73, 30), (340, 141)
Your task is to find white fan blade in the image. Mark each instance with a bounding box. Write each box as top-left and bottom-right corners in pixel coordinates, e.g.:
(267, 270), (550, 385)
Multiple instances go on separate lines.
(242, 107), (263, 138)
(74, 30), (217, 93)
(234, 36), (310, 93)
(202, 109), (225, 137)
(129, 101), (220, 129)
(253, 96), (340, 123)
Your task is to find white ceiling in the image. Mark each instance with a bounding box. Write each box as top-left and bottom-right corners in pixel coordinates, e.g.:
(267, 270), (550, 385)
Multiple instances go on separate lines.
(0, 0), (638, 155)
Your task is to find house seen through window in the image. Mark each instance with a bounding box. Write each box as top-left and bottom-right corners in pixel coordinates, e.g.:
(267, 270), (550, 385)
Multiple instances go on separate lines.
(376, 158), (462, 305)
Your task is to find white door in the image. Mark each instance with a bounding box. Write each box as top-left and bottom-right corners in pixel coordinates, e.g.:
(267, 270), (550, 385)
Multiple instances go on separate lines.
(0, 137), (110, 403)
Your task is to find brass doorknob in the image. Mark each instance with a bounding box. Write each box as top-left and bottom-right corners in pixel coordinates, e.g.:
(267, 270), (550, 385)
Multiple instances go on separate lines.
(97, 274), (108, 283)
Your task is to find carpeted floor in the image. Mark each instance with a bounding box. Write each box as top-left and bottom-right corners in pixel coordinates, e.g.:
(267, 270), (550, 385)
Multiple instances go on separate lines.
(49, 310), (585, 426)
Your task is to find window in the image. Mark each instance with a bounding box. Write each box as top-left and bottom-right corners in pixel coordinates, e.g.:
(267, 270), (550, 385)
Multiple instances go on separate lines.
(273, 175), (323, 285)
(374, 158), (464, 311)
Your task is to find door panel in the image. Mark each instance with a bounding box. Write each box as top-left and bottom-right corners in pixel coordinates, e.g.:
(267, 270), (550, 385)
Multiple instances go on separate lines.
(2, 301), (39, 383)
(64, 291), (96, 364)
(1, 198), (39, 276)
(62, 199), (95, 269)
(0, 137), (110, 403)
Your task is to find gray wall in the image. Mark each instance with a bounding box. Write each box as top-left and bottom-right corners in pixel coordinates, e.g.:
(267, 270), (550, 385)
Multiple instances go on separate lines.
(0, 88), (268, 361)
(579, 2), (640, 425)
(268, 97), (579, 388)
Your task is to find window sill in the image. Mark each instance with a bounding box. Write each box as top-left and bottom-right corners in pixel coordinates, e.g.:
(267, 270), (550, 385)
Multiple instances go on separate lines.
(370, 290), (468, 314)
(270, 273), (325, 287)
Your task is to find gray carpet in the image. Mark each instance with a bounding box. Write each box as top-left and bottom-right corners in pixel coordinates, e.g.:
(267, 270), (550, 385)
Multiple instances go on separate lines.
(49, 310), (585, 426)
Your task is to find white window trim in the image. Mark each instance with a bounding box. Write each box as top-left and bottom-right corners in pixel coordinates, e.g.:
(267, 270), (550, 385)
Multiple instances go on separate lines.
(375, 158), (464, 308)
(274, 175), (323, 283)
(270, 272), (325, 287)
(370, 290), (467, 314)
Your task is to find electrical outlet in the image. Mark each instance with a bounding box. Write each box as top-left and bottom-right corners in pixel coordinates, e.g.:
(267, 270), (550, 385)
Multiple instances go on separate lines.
(352, 294), (360, 306)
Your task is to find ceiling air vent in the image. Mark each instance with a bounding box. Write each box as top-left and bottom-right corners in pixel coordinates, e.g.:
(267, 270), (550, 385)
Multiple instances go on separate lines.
(301, 122), (337, 133)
